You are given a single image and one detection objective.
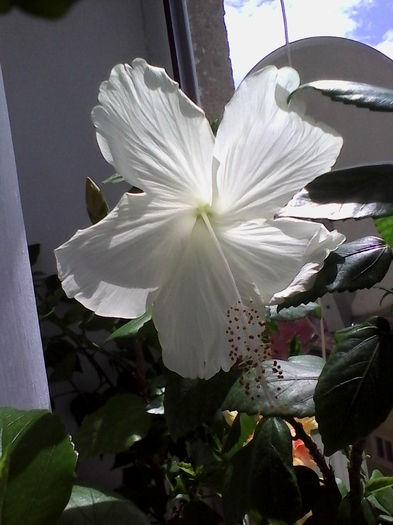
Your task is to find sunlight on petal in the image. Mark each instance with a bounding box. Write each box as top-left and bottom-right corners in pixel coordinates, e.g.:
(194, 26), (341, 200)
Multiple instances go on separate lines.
(219, 217), (345, 304)
(213, 65), (342, 220)
(153, 217), (237, 379)
(92, 59), (214, 206)
(56, 193), (195, 318)
(57, 60), (344, 380)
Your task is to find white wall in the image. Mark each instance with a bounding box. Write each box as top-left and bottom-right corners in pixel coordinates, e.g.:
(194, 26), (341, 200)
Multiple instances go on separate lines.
(0, 0), (172, 274)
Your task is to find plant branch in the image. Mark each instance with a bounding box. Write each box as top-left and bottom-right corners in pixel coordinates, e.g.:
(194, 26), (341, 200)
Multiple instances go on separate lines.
(48, 313), (116, 389)
(348, 439), (366, 525)
(286, 417), (339, 494)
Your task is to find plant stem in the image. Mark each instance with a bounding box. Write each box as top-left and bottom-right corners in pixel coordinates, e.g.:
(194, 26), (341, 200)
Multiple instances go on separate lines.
(318, 299), (327, 361)
(49, 313), (116, 389)
(286, 417), (339, 494)
(133, 338), (147, 398)
(348, 439), (366, 525)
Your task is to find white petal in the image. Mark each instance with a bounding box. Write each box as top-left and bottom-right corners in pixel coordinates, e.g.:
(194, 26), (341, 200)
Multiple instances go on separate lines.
(152, 217), (241, 379)
(218, 217), (345, 304)
(55, 193), (195, 318)
(213, 66), (343, 220)
(92, 59), (214, 205)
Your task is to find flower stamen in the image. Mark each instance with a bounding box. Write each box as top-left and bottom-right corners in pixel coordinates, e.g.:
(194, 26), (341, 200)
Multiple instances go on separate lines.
(200, 212), (277, 408)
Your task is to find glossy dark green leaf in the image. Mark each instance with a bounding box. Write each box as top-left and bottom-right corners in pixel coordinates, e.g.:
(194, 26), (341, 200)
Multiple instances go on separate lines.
(106, 309), (152, 341)
(292, 80), (393, 111)
(222, 444), (252, 523)
(294, 465), (321, 518)
(222, 412), (257, 456)
(223, 417), (301, 523)
(268, 302), (320, 321)
(311, 485), (342, 525)
(164, 369), (239, 440)
(57, 484), (150, 525)
(365, 473), (393, 497)
(251, 418), (301, 521)
(279, 164), (393, 220)
(85, 177), (109, 225)
(314, 317), (393, 455)
(279, 237), (392, 309)
(338, 494), (378, 525)
(0, 407), (77, 525)
(222, 356), (324, 417)
(366, 470), (393, 518)
(76, 394), (151, 457)
(367, 472), (393, 518)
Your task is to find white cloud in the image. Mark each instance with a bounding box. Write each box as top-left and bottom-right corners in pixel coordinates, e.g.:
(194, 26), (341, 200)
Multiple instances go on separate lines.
(224, 0), (366, 85)
(375, 29), (393, 60)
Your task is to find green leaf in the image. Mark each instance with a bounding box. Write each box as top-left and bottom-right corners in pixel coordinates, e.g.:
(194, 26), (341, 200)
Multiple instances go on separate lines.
(312, 485), (343, 525)
(106, 309), (152, 341)
(366, 470), (393, 514)
(251, 418), (301, 521)
(292, 80), (393, 111)
(279, 237), (392, 309)
(375, 215), (393, 247)
(222, 412), (257, 456)
(0, 407), (77, 525)
(164, 369), (240, 441)
(279, 164), (393, 221)
(223, 417), (301, 523)
(338, 494), (378, 525)
(314, 317), (393, 455)
(102, 173), (124, 184)
(294, 465), (321, 518)
(222, 355), (324, 417)
(367, 477), (393, 518)
(268, 302), (320, 321)
(210, 118), (220, 136)
(365, 474), (393, 497)
(58, 484), (150, 525)
(222, 444), (253, 523)
(76, 394), (151, 457)
(380, 516), (393, 523)
(85, 177), (109, 224)
(0, 449), (9, 516)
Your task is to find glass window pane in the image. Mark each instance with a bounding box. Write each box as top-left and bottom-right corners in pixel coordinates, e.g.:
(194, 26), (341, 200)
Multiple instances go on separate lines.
(224, 0), (393, 85)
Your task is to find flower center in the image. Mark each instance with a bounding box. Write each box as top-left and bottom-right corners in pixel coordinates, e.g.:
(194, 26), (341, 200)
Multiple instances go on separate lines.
(194, 203), (213, 219)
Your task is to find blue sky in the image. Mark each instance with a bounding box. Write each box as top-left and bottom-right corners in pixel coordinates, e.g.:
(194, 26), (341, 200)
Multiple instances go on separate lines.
(224, 0), (393, 84)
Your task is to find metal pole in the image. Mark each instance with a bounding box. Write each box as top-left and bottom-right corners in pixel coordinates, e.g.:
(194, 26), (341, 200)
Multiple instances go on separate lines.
(164, 0), (200, 104)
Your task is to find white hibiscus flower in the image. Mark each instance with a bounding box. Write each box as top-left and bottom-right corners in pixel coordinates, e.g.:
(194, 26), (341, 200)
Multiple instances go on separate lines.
(55, 59), (344, 380)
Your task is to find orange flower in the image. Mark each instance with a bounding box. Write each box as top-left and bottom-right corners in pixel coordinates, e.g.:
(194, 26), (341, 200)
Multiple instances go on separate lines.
(290, 417), (318, 470)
